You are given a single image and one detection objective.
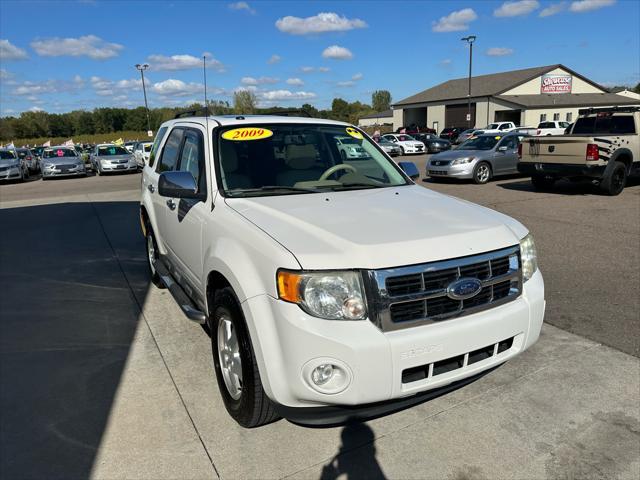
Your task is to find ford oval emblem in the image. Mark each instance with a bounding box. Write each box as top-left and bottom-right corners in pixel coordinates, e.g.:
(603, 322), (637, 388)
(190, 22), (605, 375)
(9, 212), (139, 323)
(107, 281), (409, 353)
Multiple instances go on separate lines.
(446, 278), (483, 300)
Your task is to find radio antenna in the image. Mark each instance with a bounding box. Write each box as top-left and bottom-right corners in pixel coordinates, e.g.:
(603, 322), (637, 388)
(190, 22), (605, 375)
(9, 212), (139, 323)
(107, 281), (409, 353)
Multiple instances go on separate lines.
(203, 54), (213, 210)
(203, 55), (209, 116)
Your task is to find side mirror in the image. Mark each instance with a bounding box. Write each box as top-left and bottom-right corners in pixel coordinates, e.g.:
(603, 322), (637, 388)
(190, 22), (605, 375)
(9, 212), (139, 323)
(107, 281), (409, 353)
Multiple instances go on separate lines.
(158, 171), (202, 199)
(497, 146), (508, 152)
(398, 161), (420, 180)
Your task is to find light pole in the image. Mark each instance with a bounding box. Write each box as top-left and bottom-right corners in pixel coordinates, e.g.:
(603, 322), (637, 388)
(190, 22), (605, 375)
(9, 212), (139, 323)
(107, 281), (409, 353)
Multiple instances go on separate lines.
(461, 35), (476, 129)
(135, 63), (151, 135)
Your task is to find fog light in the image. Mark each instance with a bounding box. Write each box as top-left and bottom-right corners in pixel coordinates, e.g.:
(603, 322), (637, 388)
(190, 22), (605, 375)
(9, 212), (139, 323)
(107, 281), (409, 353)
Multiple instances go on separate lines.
(342, 296), (365, 319)
(311, 364), (334, 385)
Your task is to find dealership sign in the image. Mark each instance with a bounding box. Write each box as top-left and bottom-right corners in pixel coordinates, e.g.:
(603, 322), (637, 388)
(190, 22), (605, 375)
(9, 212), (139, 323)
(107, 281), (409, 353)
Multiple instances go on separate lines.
(541, 74), (572, 94)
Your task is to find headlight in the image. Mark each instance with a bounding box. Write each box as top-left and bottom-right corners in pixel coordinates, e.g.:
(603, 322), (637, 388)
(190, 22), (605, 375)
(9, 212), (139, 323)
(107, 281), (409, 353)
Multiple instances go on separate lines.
(451, 157), (476, 165)
(520, 233), (538, 282)
(277, 270), (366, 320)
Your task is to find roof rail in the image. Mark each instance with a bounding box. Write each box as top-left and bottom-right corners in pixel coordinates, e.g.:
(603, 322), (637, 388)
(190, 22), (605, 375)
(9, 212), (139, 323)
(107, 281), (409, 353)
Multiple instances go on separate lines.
(578, 106), (640, 115)
(174, 107), (210, 119)
(267, 109), (312, 118)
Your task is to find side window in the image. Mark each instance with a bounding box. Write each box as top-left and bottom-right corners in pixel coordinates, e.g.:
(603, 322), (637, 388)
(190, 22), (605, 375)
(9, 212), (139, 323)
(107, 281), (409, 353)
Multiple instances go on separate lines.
(177, 129), (206, 193)
(157, 127), (183, 173)
(149, 126), (169, 168)
(499, 124), (509, 130)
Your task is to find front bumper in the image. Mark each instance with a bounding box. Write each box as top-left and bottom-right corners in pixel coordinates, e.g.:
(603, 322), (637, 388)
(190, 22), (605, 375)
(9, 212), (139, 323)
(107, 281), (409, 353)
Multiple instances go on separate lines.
(99, 162), (138, 172)
(242, 270), (545, 415)
(427, 161), (476, 178)
(0, 168), (22, 180)
(42, 166), (86, 177)
(518, 162), (606, 179)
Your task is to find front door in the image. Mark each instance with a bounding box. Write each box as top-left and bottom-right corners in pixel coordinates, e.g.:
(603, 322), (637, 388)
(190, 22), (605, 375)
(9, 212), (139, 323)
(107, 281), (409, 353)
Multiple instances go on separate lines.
(493, 136), (519, 174)
(161, 126), (210, 293)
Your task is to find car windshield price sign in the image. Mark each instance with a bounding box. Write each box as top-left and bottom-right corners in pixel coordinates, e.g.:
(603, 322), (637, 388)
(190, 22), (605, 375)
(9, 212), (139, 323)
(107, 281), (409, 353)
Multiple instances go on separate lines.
(541, 74), (572, 94)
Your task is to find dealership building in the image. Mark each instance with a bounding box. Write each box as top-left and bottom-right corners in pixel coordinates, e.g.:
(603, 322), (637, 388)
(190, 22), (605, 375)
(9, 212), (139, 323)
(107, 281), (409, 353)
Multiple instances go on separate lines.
(389, 64), (639, 132)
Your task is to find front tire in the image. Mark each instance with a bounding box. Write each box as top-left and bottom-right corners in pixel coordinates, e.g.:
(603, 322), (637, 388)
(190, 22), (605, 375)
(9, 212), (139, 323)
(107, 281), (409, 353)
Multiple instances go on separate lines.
(473, 162), (491, 184)
(211, 287), (280, 428)
(600, 161), (627, 196)
(145, 225), (165, 288)
(399, 146), (405, 156)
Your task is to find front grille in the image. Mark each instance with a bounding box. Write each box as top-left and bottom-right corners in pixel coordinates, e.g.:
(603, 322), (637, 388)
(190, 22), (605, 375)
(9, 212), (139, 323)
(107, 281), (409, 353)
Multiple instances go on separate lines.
(401, 336), (515, 384)
(428, 170), (448, 176)
(364, 246), (521, 332)
(431, 160), (451, 166)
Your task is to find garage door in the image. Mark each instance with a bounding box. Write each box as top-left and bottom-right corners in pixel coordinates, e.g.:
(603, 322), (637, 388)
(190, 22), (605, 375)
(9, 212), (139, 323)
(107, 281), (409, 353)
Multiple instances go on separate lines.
(445, 103), (476, 128)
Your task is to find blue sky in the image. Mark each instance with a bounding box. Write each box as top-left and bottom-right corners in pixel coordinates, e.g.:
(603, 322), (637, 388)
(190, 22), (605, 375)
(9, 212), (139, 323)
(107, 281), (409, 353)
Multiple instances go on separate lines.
(1, 0), (638, 116)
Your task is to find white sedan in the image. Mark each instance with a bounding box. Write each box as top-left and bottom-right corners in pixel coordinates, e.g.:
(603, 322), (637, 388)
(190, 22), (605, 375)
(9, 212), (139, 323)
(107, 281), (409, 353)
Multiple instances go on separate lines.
(381, 134), (425, 155)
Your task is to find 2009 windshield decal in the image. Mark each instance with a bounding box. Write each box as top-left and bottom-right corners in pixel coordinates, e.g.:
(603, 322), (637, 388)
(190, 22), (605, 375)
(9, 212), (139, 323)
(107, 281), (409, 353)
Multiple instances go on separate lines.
(222, 128), (273, 141)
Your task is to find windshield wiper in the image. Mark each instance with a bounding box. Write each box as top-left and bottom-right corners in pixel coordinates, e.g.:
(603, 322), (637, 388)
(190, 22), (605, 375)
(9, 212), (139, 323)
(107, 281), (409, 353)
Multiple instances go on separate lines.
(324, 182), (384, 190)
(227, 185), (319, 196)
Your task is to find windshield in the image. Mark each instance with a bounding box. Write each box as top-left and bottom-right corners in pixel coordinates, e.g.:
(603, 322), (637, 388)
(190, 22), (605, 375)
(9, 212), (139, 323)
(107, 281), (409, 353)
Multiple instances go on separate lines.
(396, 135), (414, 142)
(457, 136), (500, 150)
(43, 148), (76, 158)
(16, 149), (29, 158)
(98, 145), (129, 156)
(0, 150), (17, 161)
(217, 124), (409, 197)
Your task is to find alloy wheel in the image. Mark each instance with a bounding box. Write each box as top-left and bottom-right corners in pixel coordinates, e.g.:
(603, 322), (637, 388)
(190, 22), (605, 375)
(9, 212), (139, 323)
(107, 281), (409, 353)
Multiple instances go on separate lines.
(217, 314), (243, 400)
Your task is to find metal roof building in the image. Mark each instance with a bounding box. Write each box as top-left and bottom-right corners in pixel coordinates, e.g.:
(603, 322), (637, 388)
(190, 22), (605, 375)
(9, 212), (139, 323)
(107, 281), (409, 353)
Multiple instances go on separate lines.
(390, 64), (638, 132)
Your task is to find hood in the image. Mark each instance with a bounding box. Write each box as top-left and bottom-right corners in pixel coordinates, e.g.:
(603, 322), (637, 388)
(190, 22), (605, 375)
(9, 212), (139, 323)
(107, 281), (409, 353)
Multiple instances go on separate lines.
(97, 154), (132, 161)
(430, 149), (490, 161)
(226, 185), (526, 270)
(42, 156), (82, 165)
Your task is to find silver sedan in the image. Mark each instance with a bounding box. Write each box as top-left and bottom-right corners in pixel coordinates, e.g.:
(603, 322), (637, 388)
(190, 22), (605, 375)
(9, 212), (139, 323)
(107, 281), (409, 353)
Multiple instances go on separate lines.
(40, 147), (87, 179)
(91, 144), (138, 175)
(427, 133), (527, 184)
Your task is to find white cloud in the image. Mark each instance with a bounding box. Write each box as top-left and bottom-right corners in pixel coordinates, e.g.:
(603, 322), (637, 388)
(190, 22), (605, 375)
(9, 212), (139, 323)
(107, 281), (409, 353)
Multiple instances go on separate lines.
(569, 0), (615, 12)
(286, 77), (304, 86)
(494, 1), (539, 17)
(0, 39), (28, 60)
(90, 76), (145, 96)
(228, 2), (256, 14)
(240, 76), (279, 85)
(29, 106), (44, 112)
(337, 81), (355, 87)
(486, 47), (515, 56)
(322, 45), (353, 60)
(432, 8), (478, 32)
(147, 52), (224, 71)
(539, 2), (567, 16)
(259, 89), (316, 101)
(276, 12), (367, 35)
(151, 79), (204, 97)
(30, 35), (123, 59)
(318, 67), (330, 72)
(11, 79), (83, 96)
(441, 59), (452, 65)
(352, 73), (363, 81)
(267, 54), (281, 64)
(0, 68), (13, 80)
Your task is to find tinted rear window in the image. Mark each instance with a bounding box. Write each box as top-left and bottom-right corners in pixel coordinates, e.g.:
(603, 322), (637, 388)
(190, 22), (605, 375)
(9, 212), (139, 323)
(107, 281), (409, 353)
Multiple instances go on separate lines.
(538, 122), (555, 128)
(573, 115), (636, 134)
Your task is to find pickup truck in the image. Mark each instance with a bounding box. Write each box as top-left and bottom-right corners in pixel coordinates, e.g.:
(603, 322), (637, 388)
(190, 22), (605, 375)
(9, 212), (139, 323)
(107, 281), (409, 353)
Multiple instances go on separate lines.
(480, 122), (516, 134)
(535, 121), (571, 136)
(140, 113), (545, 427)
(518, 107), (640, 195)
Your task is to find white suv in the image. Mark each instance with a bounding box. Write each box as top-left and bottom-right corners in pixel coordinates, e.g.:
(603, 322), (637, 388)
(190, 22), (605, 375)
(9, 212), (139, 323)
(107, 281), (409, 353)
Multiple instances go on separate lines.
(140, 114), (545, 427)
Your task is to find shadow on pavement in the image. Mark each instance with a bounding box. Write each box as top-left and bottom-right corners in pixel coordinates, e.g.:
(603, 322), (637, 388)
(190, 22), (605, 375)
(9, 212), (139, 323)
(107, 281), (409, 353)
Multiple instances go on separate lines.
(320, 422), (386, 480)
(498, 176), (640, 195)
(0, 201), (149, 479)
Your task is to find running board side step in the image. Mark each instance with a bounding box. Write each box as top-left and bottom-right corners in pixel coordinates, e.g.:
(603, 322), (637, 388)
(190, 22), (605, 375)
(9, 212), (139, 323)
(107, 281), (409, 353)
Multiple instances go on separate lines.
(155, 259), (207, 324)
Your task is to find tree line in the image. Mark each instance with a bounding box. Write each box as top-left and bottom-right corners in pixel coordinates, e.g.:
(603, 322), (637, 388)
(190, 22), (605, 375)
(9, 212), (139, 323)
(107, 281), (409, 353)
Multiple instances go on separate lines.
(0, 90), (393, 142)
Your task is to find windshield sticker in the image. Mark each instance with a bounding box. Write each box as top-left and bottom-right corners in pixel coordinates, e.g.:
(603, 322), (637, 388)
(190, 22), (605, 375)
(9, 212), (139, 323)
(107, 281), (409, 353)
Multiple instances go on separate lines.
(495, 136), (502, 140)
(222, 128), (273, 141)
(345, 127), (364, 140)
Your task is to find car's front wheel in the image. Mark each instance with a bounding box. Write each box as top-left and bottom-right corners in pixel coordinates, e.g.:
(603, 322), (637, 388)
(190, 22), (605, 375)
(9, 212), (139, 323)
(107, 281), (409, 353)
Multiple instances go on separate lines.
(473, 162), (491, 184)
(211, 287), (280, 428)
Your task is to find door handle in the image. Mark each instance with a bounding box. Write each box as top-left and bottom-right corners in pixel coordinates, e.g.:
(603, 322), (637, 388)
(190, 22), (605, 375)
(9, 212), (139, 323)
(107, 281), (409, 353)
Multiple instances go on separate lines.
(166, 199), (176, 211)
(147, 184), (155, 193)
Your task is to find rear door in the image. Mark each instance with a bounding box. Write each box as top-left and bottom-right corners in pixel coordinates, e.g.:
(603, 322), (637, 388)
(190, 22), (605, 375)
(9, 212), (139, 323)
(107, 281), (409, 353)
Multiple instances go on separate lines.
(160, 126), (209, 293)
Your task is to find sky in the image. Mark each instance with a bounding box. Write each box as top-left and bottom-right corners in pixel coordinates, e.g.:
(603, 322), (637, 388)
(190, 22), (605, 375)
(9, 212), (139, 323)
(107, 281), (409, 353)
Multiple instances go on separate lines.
(0, 0), (638, 116)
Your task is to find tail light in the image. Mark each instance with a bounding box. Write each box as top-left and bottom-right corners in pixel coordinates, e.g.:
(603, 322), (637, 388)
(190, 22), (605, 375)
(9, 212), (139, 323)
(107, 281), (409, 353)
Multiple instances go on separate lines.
(517, 143), (523, 159)
(586, 143), (599, 161)
(26, 156), (32, 160)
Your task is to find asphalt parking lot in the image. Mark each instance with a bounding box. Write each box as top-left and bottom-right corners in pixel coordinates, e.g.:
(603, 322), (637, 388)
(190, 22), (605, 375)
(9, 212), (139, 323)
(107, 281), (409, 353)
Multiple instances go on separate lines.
(1, 164), (639, 479)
